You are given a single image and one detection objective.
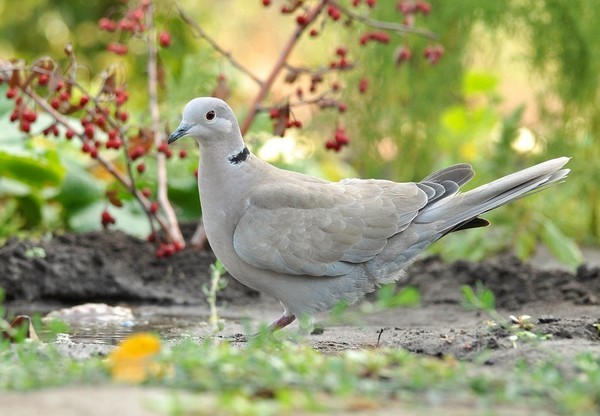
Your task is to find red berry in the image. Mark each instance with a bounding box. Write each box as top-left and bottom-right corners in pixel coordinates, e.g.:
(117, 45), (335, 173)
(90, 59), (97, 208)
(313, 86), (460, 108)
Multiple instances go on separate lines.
(397, 0), (415, 14)
(334, 129), (349, 145)
(296, 15), (308, 26)
(79, 95), (89, 107)
(325, 139), (341, 152)
(262, 0), (271, 6)
(129, 145), (145, 160)
(336, 47), (347, 57)
(338, 102), (348, 113)
(118, 19), (135, 32)
(90, 148), (98, 159)
(269, 108), (280, 119)
(98, 18), (117, 32)
(23, 110), (37, 123)
(84, 124), (94, 139)
(115, 88), (129, 105)
(101, 210), (116, 227)
(157, 141), (168, 153)
(141, 187), (151, 198)
(50, 98), (60, 110)
(6, 88), (17, 99)
(366, 0), (377, 6)
(38, 74), (49, 86)
(20, 121), (31, 133)
(81, 142), (92, 153)
(415, 0), (431, 15)
(179, 149), (187, 159)
(159, 31), (171, 48)
(309, 29), (319, 37)
(327, 5), (341, 20)
(95, 114), (106, 128)
(130, 8), (144, 22)
(107, 42), (128, 55)
(65, 129), (75, 140)
(395, 45), (412, 64)
(359, 78), (369, 93)
(116, 110), (128, 122)
(150, 201), (159, 214)
(106, 138), (122, 149)
(137, 163), (145, 173)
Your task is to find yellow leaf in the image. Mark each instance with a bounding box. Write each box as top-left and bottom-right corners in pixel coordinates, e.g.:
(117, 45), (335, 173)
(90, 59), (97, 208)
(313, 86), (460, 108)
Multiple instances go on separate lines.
(107, 333), (165, 383)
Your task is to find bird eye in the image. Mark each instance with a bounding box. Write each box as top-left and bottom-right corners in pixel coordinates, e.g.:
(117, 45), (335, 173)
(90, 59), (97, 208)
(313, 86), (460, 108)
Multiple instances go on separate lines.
(205, 110), (216, 121)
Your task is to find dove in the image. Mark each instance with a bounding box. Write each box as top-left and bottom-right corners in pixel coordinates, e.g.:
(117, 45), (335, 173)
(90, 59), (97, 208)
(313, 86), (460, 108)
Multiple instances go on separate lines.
(168, 97), (570, 332)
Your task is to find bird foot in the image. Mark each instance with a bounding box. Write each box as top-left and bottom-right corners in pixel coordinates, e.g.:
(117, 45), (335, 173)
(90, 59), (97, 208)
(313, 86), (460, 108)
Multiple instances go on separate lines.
(268, 315), (296, 331)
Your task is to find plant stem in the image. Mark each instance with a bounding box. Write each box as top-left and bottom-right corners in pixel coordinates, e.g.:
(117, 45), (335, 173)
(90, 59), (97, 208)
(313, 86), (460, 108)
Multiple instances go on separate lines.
(146, 3), (184, 246)
(208, 262), (225, 332)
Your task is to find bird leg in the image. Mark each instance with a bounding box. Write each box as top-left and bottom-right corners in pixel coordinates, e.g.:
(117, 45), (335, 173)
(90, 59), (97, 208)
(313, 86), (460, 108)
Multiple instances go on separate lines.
(268, 315), (296, 331)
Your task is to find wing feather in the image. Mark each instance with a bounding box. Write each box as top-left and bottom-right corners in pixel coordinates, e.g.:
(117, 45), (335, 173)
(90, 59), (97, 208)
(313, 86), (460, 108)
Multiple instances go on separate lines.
(233, 178), (427, 277)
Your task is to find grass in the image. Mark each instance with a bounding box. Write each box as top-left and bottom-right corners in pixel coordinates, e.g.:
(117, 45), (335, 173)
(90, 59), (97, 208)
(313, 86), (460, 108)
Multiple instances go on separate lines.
(0, 328), (599, 415)
(1, 285), (598, 415)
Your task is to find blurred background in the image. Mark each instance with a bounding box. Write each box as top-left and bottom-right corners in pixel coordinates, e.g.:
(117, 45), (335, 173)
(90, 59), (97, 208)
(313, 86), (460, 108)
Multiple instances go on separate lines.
(0, 0), (597, 267)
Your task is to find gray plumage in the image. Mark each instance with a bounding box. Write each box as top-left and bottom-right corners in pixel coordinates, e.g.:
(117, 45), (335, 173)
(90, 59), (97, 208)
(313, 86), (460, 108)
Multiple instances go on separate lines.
(168, 97), (570, 331)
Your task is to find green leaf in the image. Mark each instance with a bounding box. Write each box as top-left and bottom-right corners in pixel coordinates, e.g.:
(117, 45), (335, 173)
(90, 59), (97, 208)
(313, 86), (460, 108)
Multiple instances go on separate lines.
(540, 220), (583, 269)
(68, 200), (150, 238)
(0, 150), (65, 188)
(515, 232), (537, 261)
(54, 165), (104, 212)
(462, 71), (498, 96)
(376, 285), (420, 308)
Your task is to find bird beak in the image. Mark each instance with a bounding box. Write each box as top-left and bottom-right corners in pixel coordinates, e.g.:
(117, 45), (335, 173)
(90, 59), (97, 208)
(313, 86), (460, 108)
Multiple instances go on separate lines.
(168, 123), (192, 144)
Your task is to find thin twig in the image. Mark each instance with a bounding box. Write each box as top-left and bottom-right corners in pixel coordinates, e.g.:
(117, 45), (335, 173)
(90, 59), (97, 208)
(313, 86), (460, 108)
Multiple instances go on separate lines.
(334, 1), (439, 40)
(146, 3), (184, 246)
(239, 0), (329, 135)
(177, 6), (263, 86)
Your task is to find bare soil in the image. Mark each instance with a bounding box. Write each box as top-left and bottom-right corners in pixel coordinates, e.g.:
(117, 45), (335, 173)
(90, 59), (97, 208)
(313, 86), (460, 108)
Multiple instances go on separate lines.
(1, 226), (599, 414)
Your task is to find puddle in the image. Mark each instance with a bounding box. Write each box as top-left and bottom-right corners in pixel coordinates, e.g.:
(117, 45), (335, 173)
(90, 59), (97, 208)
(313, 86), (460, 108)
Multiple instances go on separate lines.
(5, 302), (246, 345)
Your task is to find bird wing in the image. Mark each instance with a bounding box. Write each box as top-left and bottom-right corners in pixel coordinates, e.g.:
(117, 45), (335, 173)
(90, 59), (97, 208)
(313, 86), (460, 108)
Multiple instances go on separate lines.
(232, 178), (427, 277)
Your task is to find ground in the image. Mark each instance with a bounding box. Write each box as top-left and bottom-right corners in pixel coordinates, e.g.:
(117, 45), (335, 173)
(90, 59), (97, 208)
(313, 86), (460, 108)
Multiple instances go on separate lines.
(1, 227), (599, 415)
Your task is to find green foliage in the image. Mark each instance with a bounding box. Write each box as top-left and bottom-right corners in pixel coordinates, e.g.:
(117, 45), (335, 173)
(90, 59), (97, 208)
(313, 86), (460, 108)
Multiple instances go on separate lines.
(461, 282), (496, 312)
(0, 330), (599, 414)
(0, 0), (597, 263)
(375, 285), (420, 309)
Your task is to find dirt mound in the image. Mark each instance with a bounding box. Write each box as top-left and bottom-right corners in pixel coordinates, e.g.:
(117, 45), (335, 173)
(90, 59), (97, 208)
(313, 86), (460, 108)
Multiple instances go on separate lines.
(0, 228), (258, 305)
(1, 228), (599, 310)
(404, 256), (600, 308)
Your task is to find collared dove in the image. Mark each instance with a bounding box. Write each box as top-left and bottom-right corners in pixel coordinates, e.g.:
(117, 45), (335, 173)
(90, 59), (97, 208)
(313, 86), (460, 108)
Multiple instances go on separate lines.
(168, 97), (569, 332)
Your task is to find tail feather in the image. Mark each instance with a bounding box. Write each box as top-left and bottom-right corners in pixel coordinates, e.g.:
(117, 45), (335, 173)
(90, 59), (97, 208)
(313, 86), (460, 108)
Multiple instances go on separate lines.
(416, 157), (570, 233)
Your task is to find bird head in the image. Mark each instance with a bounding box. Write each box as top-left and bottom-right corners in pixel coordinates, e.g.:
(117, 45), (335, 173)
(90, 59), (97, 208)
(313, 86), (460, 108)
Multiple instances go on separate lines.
(168, 97), (237, 145)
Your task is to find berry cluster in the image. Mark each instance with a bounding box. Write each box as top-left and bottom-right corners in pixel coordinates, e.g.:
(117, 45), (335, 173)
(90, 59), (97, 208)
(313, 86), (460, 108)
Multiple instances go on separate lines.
(2, 0), (185, 256)
(254, 0), (441, 152)
(325, 127), (350, 152)
(98, 0), (172, 56)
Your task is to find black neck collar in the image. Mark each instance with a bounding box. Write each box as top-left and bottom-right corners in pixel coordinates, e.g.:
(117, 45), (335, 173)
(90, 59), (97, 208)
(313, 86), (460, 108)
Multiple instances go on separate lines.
(228, 147), (250, 165)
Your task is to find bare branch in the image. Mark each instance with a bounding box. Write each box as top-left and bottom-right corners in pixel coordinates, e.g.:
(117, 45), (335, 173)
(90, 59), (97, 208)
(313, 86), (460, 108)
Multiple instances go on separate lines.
(146, 3), (185, 246)
(334, 1), (439, 40)
(177, 6), (263, 86)
(239, 0), (329, 135)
